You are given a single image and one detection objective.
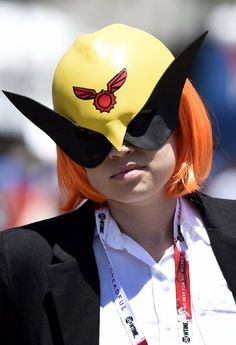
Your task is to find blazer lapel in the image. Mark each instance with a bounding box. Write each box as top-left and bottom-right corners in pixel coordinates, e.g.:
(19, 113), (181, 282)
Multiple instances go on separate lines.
(189, 192), (236, 301)
(47, 243), (100, 345)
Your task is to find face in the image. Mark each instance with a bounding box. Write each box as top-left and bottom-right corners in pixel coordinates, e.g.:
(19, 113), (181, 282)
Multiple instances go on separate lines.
(86, 134), (177, 206)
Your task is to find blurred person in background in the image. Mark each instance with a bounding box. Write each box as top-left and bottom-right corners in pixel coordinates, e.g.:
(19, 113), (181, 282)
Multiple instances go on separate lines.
(0, 136), (58, 230)
(0, 24), (236, 345)
(191, 3), (236, 199)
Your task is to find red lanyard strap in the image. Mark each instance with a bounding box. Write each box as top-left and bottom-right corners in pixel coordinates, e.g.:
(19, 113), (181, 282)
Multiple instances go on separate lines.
(174, 206), (192, 344)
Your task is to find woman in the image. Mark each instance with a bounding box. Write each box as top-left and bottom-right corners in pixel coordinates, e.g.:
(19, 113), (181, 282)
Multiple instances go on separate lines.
(1, 24), (236, 345)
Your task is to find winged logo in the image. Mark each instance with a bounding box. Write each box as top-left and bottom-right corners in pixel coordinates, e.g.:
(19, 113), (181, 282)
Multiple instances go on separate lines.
(73, 68), (127, 113)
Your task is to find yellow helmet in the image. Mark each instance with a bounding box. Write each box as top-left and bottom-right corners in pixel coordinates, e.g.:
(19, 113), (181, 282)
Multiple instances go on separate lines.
(52, 24), (174, 151)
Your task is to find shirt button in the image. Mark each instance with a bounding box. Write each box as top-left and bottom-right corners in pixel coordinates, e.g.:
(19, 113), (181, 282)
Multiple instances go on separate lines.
(151, 265), (160, 272)
(165, 323), (172, 331)
(163, 283), (170, 291)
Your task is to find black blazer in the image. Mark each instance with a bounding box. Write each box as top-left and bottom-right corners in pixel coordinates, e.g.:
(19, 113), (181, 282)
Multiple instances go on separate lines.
(0, 193), (236, 345)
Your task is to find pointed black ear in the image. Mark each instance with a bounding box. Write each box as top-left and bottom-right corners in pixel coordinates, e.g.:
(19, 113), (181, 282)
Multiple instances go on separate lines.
(2, 91), (111, 168)
(2, 90), (80, 149)
(142, 32), (208, 130)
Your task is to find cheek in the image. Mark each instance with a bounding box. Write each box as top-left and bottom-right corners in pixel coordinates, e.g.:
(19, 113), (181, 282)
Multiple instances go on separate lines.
(85, 167), (103, 190)
(150, 142), (177, 180)
(86, 166), (117, 200)
(86, 164), (112, 197)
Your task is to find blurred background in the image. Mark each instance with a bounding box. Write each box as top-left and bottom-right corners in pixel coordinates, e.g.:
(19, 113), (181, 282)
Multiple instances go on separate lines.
(0, 0), (236, 230)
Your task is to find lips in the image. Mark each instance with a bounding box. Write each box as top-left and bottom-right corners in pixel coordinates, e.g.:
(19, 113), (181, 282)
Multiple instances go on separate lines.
(110, 164), (146, 179)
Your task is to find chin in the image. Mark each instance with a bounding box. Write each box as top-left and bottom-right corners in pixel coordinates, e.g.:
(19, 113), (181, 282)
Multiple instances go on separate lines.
(107, 186), (165, 205)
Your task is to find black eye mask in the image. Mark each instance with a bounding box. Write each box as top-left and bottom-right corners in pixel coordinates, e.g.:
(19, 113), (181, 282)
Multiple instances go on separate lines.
(2, 32), (207, 168)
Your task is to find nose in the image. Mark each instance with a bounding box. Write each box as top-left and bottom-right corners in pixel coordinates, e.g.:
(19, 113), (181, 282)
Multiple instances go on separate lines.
(108, 141), (135, 159)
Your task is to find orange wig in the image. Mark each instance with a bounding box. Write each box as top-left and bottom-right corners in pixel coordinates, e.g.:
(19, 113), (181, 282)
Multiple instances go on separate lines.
(57, 79), (213, 211)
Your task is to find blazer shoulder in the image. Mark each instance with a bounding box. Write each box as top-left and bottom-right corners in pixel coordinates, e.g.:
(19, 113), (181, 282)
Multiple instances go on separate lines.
(187, 192), (236, 231)
(0, 199), (96, 267)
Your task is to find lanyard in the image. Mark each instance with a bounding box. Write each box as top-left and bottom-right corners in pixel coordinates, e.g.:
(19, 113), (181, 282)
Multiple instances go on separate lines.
(174, 201), (192, 344)
(95, 199), (192, 344)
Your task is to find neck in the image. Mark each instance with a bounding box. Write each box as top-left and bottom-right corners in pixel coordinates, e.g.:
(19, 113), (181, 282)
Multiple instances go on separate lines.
(107, 195), (177, 262)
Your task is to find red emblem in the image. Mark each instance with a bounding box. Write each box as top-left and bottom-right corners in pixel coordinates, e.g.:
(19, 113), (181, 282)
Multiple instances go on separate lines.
(73, 68), (127, 113)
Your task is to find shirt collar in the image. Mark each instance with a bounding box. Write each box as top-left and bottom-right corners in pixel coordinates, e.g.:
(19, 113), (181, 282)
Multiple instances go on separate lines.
(94, 196), (210, 255)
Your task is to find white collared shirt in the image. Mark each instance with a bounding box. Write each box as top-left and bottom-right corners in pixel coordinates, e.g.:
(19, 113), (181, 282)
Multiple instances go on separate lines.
(93, 197), (236, 344)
